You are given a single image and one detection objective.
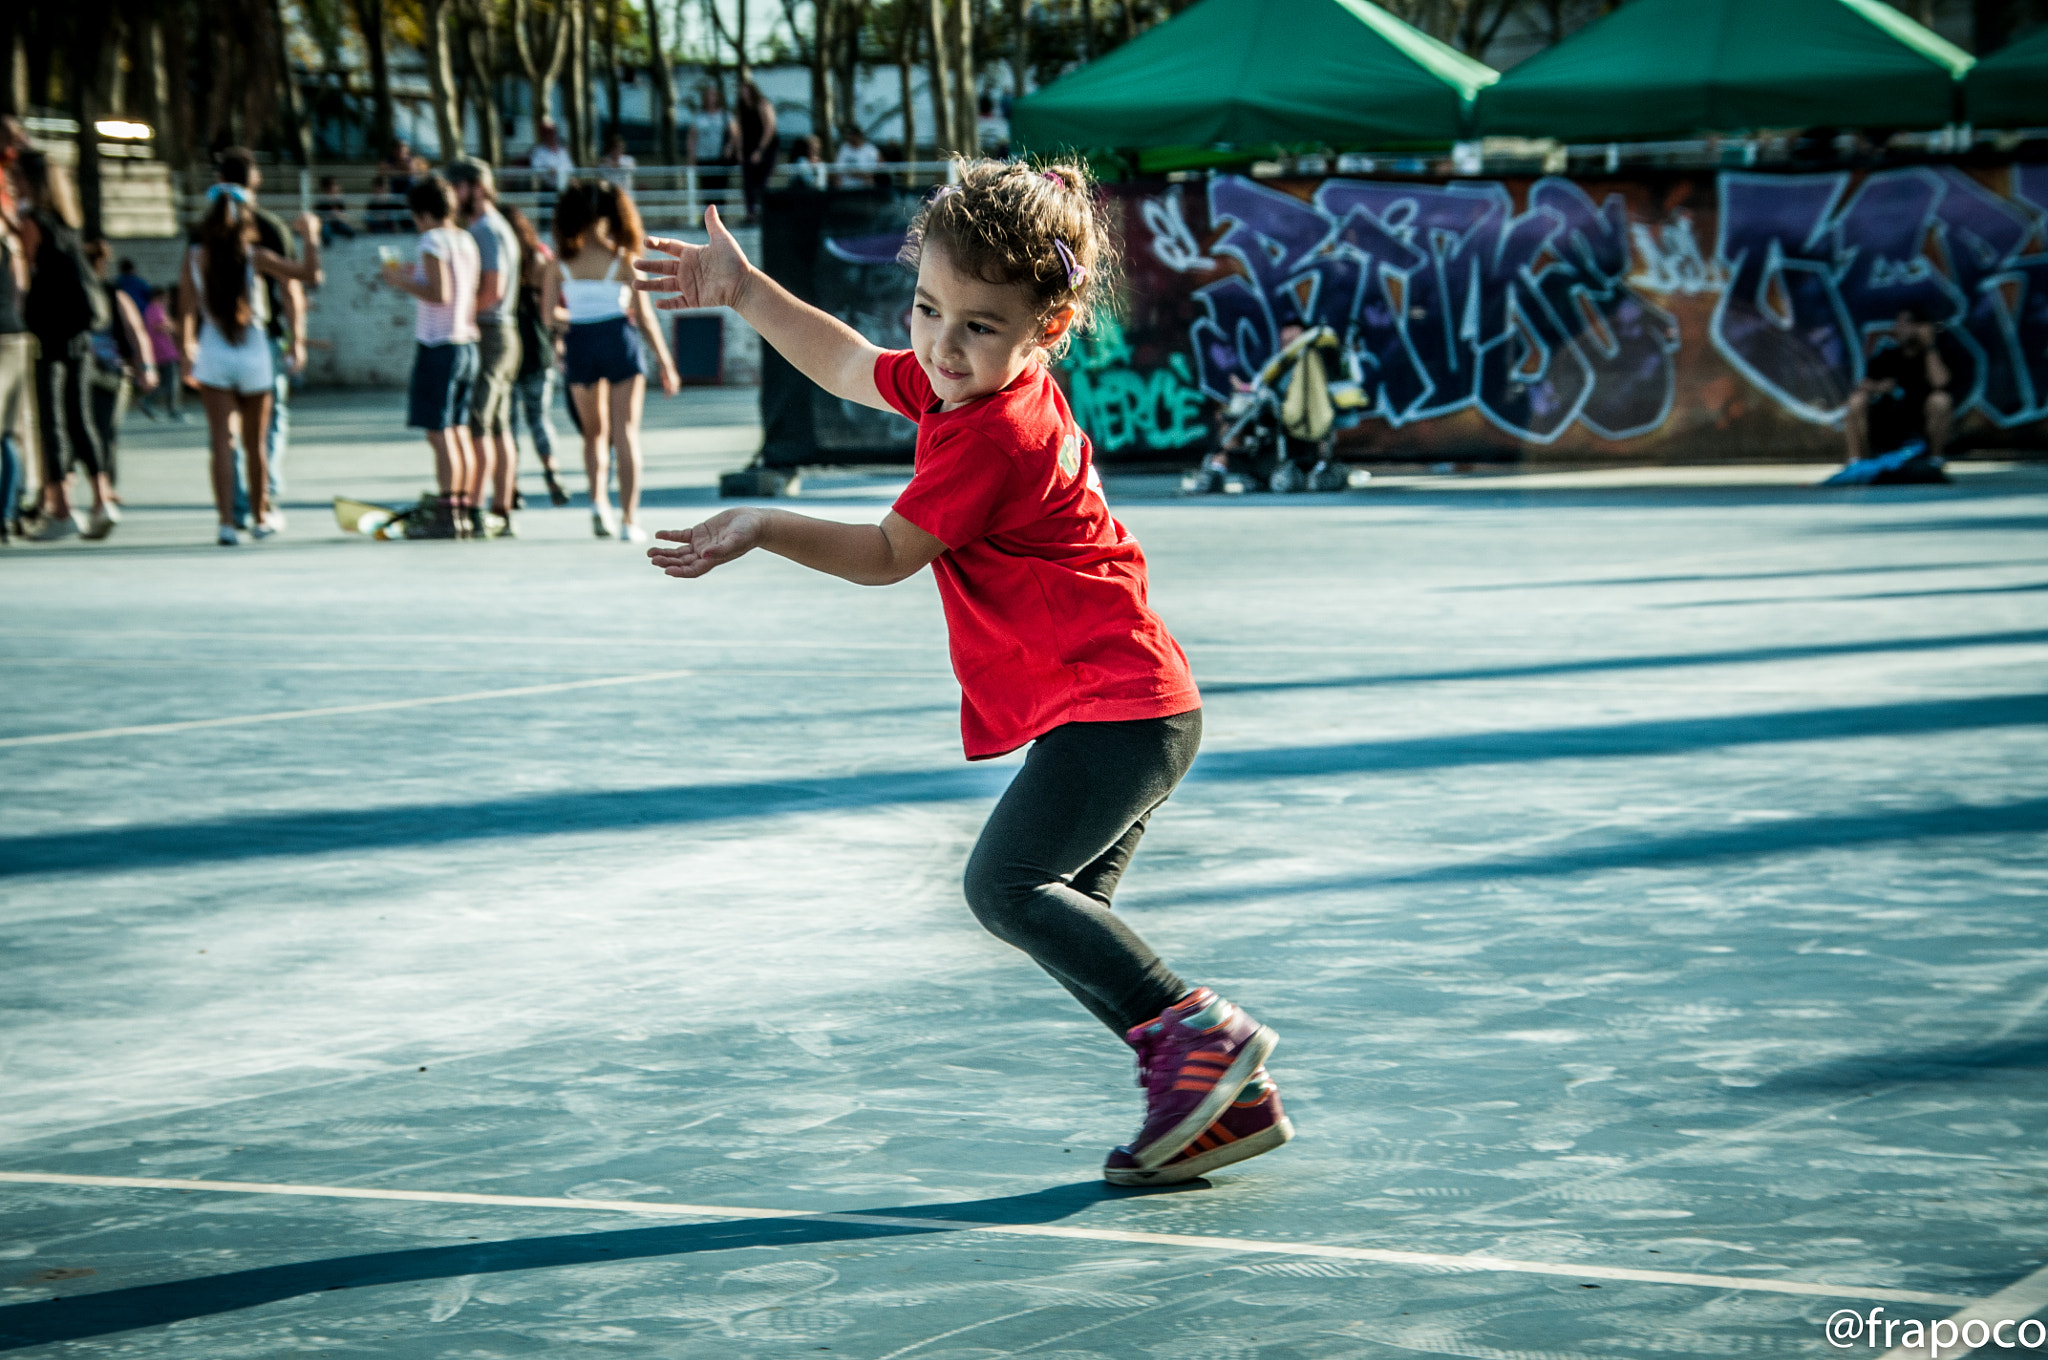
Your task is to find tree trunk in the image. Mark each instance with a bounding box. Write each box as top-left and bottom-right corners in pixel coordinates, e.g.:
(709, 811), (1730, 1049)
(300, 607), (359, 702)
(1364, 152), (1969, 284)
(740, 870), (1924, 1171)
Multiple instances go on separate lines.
(1079, 0), (1092, 62)
(0, 11), (20, 117)
(1009, 0), (1024, 99)
(425, 0), (465, 158)
(158, 14), (193, 169)
(948, 0), (972, 155)
(647, 0), (677, 162)
(578, 0), (595, 161)
(512, 0), (572, 147)
(602, 0), (619, 142)
(464, 0), (505, 166)
(1974, 0), (2011, 52)
(897, 1), (918, 155)
(807, 0), (835, 154)
(563, 0), (588, 161)
(73, 25), (105, 237)
(270, 0), (312, 164)
(925, 0), (953, 153)
(836, 0), (863, 141)
(354, 0), (396, 156)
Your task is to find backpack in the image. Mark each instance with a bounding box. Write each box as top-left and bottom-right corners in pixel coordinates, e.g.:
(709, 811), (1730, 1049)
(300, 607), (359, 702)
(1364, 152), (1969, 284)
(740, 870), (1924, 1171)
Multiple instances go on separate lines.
(25, 210), (113, 345)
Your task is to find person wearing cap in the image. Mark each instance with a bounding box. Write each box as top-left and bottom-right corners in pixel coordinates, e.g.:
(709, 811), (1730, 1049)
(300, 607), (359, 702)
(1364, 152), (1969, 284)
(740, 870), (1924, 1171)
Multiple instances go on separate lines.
(447, 157), (524, 529)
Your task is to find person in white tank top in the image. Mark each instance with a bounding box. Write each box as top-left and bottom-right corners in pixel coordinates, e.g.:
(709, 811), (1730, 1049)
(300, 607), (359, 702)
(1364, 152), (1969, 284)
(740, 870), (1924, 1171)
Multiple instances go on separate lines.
(541, 180), (678, 543)
(177, 185), (323, 545)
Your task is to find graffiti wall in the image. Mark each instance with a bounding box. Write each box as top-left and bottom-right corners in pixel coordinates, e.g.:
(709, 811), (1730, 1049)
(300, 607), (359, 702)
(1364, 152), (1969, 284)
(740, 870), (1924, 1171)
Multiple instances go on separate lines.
(1080, 164), (2048, 462)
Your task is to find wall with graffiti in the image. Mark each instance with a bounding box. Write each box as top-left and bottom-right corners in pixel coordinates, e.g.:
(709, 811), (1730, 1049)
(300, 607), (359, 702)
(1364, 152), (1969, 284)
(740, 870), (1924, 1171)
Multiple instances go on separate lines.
(1075, 164), (2048, 462)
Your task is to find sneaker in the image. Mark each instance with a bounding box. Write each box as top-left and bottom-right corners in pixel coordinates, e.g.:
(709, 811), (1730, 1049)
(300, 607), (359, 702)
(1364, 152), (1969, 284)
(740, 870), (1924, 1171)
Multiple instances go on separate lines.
(1119, 987), (1278, 1170)
(81, 503), (120, 541)
(468, 506), (486, 539)
(545, 473), (570, 507)
(592, 507), (617, 538)
(265, 507), (288, 533)
(619, 521), (647, 544)
(27, 513), (82, 542)
(1104, 1068), (1294, 1186)
(511, 488), (527, 511)
(216, 524), (240, 546)
(250, 518), (276, 540)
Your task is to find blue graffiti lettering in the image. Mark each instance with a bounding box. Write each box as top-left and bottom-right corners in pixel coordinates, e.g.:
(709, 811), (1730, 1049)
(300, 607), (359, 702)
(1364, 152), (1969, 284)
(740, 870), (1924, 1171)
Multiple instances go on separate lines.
(1712, 169), (2048, 428)
(1186, 175), (1678, 445)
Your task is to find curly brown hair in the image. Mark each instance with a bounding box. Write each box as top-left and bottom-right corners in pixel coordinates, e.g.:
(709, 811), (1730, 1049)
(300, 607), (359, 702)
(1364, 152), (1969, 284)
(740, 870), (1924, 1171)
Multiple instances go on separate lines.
(899, 158), (1119, 355)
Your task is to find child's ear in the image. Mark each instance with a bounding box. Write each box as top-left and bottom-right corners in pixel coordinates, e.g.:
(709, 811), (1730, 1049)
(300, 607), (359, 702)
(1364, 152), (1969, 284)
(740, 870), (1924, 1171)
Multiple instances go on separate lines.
(1041, 304), (1078, 346)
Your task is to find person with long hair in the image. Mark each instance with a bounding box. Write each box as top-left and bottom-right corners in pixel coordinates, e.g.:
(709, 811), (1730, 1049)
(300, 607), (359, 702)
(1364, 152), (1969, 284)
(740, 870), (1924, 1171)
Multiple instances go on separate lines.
(178, 185), (322, 545)
(504, 205), (570, 507)
(542, 179), (678, 542)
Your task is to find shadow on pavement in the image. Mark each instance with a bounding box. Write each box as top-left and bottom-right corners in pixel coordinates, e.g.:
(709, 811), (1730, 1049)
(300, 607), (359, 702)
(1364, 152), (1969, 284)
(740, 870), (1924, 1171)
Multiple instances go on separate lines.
(0, 1180), (1176, 1350)
(3, 694), (2042, 879)
(1198, 629), (2048, 697)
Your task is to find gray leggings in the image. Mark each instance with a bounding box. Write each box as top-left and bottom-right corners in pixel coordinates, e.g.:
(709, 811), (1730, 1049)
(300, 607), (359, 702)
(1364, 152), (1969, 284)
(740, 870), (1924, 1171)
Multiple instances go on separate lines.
(964, 710), (1200, 1035)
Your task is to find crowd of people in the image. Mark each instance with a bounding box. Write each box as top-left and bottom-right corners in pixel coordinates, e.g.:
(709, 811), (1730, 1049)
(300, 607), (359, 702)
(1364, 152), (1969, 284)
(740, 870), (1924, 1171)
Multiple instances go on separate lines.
(0, 119), (691, 546)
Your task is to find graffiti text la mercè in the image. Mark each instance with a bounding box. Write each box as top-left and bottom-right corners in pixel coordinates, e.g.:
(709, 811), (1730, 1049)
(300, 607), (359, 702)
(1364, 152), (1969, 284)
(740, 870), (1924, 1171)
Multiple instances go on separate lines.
(1113, 168), (2048, 453)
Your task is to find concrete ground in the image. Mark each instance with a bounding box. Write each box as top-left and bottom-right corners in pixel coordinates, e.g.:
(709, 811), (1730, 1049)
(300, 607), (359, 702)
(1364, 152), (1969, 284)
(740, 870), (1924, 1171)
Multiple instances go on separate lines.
(2, 389), (2046, 1359)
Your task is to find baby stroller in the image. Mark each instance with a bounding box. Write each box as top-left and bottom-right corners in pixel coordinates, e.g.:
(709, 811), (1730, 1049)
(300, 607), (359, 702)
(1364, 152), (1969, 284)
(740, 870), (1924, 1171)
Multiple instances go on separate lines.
(1184, 326), (1367, 493)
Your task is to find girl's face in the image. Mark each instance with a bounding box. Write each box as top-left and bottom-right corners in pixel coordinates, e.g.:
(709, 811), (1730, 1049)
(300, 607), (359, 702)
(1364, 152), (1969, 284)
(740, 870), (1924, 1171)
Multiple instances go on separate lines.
(911, 243), (1073, 410)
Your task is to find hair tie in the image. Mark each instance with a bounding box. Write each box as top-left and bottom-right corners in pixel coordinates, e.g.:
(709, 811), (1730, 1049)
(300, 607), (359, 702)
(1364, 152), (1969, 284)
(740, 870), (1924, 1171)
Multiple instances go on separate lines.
(1042, 170), (1064, 186)
(1053, 239), (1087, 290)
(206, 183), (251, 206)
(933, 184), (960, 201)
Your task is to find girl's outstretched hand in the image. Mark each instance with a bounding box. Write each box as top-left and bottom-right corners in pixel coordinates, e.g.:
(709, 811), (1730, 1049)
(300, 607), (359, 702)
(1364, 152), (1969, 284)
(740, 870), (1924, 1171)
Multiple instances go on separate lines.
(646, 508), (768, 578)
(636, 204), (751, 312)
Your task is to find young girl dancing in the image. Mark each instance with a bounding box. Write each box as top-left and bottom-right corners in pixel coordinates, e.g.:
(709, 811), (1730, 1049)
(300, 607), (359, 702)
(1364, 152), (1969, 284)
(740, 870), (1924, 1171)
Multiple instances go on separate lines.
(634, 162), (1293, 1184)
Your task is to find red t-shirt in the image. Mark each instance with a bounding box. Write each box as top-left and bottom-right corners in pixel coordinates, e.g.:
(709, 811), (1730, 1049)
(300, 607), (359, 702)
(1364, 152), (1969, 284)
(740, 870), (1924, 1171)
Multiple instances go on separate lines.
(876, 348), (1201, 759)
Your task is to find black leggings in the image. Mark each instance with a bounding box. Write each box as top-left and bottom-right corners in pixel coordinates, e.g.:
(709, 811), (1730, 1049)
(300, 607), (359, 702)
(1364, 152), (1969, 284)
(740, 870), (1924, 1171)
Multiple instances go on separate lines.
(964, 710), (1200, 1035)
(34, 339), (106, 485)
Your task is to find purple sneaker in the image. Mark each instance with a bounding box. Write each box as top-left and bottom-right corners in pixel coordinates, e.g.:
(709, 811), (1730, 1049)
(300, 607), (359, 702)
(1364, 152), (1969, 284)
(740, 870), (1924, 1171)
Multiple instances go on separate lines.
(1105, 1068), (1294, 1185)
(1119, 987), (1277, 1169)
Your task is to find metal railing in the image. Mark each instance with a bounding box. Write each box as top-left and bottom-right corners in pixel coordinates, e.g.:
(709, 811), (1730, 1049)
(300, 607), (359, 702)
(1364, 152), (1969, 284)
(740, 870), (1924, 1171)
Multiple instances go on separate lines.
(173, 161), (961, 233)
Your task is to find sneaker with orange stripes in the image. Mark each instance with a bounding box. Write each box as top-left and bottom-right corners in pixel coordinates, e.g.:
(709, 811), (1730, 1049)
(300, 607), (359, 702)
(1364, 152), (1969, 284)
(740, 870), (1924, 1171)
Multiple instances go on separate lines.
(1116, 987), (1277, 1170)
(1104, 1069), (1294, 1185)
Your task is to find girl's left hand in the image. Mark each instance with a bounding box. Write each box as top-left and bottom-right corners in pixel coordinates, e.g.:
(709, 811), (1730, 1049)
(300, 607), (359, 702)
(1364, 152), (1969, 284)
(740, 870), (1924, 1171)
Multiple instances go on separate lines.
(659, 361), (680, 396)
(646, 508), (767, 578)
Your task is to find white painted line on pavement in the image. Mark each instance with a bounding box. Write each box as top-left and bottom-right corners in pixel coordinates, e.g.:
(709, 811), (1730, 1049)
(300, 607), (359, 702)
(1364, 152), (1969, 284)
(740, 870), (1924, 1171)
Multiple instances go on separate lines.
(1880, 1263), (2048, 1359)
(0, 671), (697, 747)
(0, 1170), (1978, 1308)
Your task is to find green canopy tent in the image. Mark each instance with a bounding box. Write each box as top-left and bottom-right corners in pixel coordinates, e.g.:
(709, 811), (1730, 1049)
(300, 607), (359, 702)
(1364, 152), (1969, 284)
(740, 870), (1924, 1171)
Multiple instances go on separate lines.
(1476, 0), (1973, 142)
(1009, 0), (1498, 155)
(1966, 24), (2048, 128)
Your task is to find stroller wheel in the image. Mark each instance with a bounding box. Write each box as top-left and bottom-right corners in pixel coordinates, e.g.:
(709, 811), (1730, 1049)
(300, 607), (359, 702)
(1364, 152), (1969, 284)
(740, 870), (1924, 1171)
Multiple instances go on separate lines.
(1269, 461), (1305, 494)
(1306, 460), (1349, 492)
(1180, 466), (1228, 495)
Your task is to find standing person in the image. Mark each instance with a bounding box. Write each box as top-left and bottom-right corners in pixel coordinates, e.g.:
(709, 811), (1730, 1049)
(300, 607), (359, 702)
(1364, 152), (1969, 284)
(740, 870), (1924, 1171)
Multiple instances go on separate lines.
(447, 158), (523, 531)
(111, 257), (151, 317)
(380, 175), (482, 538)
(20, 150), (118, 542)
(831, 124), (881, 190)
(789, 136), (828, 191)
(633, 164), (1292, 1186)
(177, 186), (322, 545)
(211, 148), (308, 534)
(541, 180), (678, 542)
(83, 238), (159, 528)
(598, 133), (636, 190)
(734, 79), (777, 223)
(505, 205), (570, 507)
(528, 116), (575, 195)
(0, 121), (34, 543)
(140, 286), (186, 421)
(315, 176), (357, 242)
(687, 82), (737, 217)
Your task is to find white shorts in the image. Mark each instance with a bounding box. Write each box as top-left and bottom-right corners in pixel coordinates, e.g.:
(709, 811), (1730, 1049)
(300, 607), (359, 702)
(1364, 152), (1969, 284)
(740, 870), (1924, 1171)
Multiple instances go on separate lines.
(193, 325), (275, 395)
